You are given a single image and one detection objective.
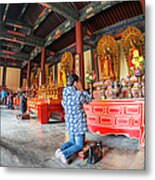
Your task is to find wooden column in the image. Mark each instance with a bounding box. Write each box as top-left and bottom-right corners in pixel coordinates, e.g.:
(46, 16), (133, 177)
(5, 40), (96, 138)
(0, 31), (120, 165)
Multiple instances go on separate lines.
(27, 60), (31, 89)
(76, 21), (84, 88)
(92, 49), (99, 82)
(41, 47), (46, 85)
(140, 0), (145, 14)
(20, 68), (23, 88)
(2, 65), (6, 86)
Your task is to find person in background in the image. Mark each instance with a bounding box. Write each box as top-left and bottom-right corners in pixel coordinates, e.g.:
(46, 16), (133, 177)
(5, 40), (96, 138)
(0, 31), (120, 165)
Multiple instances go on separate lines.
(55, 73), (92, 164)
(0, 89), (8, 105)
(20, 91), (27, 114)
(7, 92), (13, 109)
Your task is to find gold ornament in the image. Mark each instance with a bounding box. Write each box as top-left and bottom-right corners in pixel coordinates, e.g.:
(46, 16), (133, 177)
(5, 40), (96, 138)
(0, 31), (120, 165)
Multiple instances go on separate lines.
(121, 25), (144, 66)
(97, 35), (119, 81)
(58, 51), (73, 86)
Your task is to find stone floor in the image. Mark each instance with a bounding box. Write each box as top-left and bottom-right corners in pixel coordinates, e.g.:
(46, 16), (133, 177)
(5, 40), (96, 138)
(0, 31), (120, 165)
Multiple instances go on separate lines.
(0, 106), (145, 170)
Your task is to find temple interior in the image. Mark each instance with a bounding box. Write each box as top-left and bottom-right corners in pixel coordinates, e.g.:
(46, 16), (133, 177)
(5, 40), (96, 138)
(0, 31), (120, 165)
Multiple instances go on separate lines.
(0, 1), (145, 169)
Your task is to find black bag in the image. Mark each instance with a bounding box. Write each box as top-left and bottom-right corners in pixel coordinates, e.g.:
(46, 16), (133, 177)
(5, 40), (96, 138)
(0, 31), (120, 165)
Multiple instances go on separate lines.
(87, 141), (103, 164)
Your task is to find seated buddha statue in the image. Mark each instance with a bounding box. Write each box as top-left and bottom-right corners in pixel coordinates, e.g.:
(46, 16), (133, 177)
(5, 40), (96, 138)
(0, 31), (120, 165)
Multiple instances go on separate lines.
(48, 72), (54, 86)
(33, 75), (39, 90)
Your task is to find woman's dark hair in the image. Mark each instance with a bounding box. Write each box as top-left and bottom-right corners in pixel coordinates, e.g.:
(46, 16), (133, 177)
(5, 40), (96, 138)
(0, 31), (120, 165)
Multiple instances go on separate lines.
(67, 73), (79, 86)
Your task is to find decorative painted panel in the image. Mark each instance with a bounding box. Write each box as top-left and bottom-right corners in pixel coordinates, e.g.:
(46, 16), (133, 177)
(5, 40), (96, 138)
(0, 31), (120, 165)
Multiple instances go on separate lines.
(84, 99), (145, 148)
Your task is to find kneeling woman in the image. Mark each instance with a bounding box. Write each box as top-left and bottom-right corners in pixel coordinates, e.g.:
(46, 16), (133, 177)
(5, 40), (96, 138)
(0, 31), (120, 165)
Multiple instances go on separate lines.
(55, 73), (92, 164)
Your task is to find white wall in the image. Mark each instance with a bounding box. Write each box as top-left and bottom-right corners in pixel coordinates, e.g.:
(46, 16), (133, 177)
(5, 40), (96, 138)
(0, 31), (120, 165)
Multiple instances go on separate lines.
(6, 67), (21, 90)
(84, 49), (92, 89)
(119, 40), (129, 80)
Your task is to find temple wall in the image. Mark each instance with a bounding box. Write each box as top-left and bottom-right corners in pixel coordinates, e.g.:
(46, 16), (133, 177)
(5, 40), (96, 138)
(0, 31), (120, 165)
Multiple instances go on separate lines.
(6, 67), (21, 91)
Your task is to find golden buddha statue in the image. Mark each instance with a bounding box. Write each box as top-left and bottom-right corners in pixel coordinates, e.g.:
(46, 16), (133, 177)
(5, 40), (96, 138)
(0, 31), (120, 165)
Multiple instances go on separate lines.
(101, 48), (115, 80)
(48, 72), (54, 86)
(58, 65), (67, 86)
(97, 35), (119, 81)
(58, 51), (73, 86)
(130, 49), (144, 75)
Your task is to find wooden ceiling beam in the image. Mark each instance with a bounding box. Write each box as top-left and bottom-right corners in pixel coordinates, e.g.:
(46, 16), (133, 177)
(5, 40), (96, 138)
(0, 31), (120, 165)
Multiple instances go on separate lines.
(2, 4), (9, 22)
(44, 1), (120, 48)
(18, 4), (29, 21)
(0, 40), (21, 49)
(45, 19), (75, 47)
(28, 6), (53, 61)
(30, 46), (42, 60)
(32, 8), (52, 32)
(0, 30), (44, 47)
(80, 1), (121, 22)
(1, 19), (32, 34)
(0, 59), (22, 68)
(0, 49), (30, 61)
(39, 3), (79, 20)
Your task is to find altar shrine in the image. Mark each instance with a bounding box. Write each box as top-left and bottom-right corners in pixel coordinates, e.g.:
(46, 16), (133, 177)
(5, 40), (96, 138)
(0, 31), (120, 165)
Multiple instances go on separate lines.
(26, 51), (73, 123)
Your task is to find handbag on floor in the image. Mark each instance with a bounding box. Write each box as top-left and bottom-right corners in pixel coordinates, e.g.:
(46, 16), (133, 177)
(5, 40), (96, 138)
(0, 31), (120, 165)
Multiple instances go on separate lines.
(87, 141), (103, 164)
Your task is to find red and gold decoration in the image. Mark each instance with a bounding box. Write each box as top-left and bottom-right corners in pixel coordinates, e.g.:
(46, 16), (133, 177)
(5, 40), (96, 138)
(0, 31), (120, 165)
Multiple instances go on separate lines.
(97, 35), (119, 81)
(58, 51), (73, 86)
(84, 98), (145, 148)
(121, 26), (145, 76)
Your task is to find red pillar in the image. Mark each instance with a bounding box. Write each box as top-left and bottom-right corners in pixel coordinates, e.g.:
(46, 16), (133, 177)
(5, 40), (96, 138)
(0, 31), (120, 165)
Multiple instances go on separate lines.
(27, 59), (31, 89)
(41, 47), (46, 85)
(76, 21), (84, 88)
(140, 0), (145, 14)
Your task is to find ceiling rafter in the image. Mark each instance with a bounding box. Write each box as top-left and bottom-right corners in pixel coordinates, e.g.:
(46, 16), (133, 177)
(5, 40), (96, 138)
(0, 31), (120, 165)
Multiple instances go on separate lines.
(0, 49), (30, 61)
(0, 30), (45, 47)
(44, 1), (120, 48)
(39, 2), (79, 20)
(2, 19), (32, 33)
(0, 40), (21, 49)
(45, 19), (75, 47)
(32, 7), (52, 32)
(21, 5), (52, 61)
(0, 18), (32, 52)
(79, 1), (121, 22)
(0, 59), (22, 68)
(18, 4), (29, 21)
(2, 4), (9, 22)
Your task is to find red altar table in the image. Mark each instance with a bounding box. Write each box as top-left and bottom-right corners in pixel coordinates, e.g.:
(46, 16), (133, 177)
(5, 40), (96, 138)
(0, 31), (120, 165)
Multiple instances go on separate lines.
(27, 98), (64, 124)
(13, 97), (20, 107)
(84, 98), (145, 148)
(27, 98), (45, 114)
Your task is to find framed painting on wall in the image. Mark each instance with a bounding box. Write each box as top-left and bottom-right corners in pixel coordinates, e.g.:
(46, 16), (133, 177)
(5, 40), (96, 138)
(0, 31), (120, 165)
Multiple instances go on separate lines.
(84, 49), (92, 89)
